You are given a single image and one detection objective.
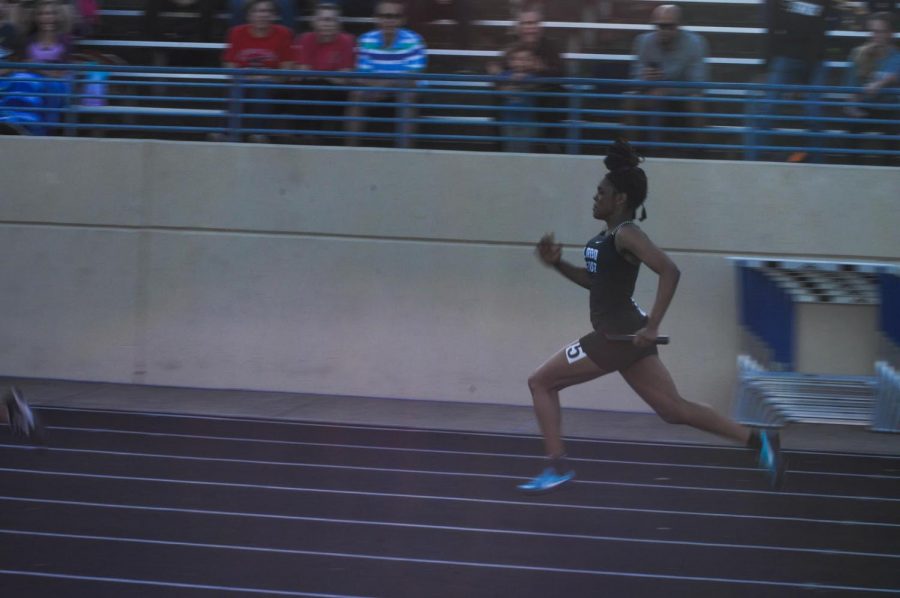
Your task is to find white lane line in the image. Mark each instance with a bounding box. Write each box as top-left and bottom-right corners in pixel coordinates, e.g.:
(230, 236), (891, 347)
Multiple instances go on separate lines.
(1, 444), (896, 502)
(2, 467), (898, 529)
(2, 495), (897, 560)
(44, 425), (763, 472)
(0, 569), (369, 597)
(38, 405), (900, 459)
(1, 529), (896, 594)
(39, 406), (737, 448)
(41, 425), (900, 480)
(787, 469), (900, 480)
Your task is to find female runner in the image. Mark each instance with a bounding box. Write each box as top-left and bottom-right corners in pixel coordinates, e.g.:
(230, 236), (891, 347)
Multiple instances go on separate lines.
(518, 139), (783, 493)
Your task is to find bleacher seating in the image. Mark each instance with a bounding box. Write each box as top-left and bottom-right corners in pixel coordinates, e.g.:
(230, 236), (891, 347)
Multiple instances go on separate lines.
(86, 0), (883, 81)
(2, 0), (895, 160)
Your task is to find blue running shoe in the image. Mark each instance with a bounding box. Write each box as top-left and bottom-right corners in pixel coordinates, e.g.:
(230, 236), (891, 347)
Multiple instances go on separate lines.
(758, 430), (785, 490)
(517, 466), (575, 494)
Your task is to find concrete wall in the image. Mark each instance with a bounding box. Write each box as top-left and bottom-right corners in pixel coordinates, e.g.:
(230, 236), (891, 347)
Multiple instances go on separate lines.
(1, 137), (898, 414)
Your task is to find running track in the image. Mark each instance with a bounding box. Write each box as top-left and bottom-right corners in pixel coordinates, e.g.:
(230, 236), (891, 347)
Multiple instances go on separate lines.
(1, 406), (899, 597)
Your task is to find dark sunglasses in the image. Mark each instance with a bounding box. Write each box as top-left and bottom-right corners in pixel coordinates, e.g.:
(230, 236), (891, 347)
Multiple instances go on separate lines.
(655, 23), (677, 30)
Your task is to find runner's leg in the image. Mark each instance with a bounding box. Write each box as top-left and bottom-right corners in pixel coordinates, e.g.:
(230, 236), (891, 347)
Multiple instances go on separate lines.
(527, 341), (610, 457)
(620, 355), (784, 487)
(620, 355), (750, 444)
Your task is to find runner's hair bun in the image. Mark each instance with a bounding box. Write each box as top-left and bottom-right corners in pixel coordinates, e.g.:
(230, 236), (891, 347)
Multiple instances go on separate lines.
(604, 138), (642, 172)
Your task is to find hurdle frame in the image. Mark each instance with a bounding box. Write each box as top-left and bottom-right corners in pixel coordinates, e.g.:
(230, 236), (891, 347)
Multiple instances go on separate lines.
(731, 258), (899, 432)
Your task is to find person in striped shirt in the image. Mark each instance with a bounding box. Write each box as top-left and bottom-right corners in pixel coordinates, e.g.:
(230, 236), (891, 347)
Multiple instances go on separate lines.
(344, 0), (427, 147)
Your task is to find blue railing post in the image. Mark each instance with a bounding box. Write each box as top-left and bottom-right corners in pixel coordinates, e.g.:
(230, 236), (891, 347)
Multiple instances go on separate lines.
(741, 80), (766, 161)
(227, 73), (243, 142)
(566, 86), (582, 155)
(396, 90), (410, 149)
(63, 70), (79, 137)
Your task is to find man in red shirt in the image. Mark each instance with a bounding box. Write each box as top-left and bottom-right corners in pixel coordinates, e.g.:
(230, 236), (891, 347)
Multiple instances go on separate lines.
(222, 0), (293, 142)
(223, 0), (293, 68)
(293, 3), (355, 73)
(285, 2), (355, 141)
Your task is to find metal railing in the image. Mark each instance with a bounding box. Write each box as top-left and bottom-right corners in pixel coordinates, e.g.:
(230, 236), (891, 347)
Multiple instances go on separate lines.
(1, 62), (898, 163)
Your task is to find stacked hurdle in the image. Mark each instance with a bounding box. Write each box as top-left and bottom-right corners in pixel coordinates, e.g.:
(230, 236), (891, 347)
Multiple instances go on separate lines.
(873, 267), (900, 432)
(731, 258), (900, 432)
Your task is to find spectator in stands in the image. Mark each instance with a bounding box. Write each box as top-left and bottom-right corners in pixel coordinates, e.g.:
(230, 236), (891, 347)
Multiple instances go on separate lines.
(24, 0), (73, 65)
(293, 3), (355, 73)
(624, 4), (709, 154)
(842, 11), (898, 164)
(845, 11), (898, 114)
(286, 2), (355, 139)
(490, 4), (563, 79)
(317, 0), (374, 36)
(746, 0), (838, 162)
(223, 0), (293, 71)
(222, 0), (294, 142)
(0, 0), (72, 136)
(230, 0), (297, 31)
(0, 0), (24, 61)
(497, 43), (539, 152)
(3, 1), (72, 135)
(489, 5), (564, 152)
(344, 0), (426, 148)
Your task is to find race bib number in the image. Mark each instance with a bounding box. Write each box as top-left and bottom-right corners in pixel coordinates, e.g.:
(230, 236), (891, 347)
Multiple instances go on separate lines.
(565, 341), (588, 364)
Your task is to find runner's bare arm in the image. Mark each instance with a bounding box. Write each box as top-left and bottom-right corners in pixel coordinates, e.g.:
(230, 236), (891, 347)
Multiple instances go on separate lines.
(536, 233), (591, 290)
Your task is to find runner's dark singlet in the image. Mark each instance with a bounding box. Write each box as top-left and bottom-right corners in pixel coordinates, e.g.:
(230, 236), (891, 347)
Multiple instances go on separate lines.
(583, 222), (647, 333)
